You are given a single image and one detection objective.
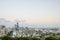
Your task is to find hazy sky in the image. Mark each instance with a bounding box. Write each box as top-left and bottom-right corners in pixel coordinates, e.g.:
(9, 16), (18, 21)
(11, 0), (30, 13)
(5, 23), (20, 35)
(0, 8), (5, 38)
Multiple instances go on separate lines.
(0, 0), (60, 24)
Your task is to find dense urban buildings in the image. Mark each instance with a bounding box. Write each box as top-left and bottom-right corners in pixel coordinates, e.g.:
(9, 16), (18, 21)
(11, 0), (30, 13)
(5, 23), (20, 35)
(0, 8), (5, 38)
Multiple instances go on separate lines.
(0, 22), (60, 38)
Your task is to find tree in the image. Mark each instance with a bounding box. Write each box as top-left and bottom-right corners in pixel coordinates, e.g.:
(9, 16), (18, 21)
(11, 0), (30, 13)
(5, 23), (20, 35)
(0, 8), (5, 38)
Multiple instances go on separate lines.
(45, 37), (57, 40)
(7, 31), (13, 36)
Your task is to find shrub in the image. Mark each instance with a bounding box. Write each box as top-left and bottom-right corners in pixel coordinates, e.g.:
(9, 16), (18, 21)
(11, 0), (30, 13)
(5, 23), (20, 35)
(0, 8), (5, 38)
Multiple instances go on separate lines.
(45, 37), (57, 40)
(32, 38), (40, 40)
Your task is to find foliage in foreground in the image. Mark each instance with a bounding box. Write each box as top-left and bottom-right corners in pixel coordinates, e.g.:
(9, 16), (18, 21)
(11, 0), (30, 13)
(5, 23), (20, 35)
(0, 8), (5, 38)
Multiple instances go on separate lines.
(0, 36), (40, 40)
(0, 36), (60, 40)
(45, 37), (57, 40)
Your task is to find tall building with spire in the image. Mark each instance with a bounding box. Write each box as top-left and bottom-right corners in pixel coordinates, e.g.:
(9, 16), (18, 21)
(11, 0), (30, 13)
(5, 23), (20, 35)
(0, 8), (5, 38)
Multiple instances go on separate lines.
(15, 22), (19, 30)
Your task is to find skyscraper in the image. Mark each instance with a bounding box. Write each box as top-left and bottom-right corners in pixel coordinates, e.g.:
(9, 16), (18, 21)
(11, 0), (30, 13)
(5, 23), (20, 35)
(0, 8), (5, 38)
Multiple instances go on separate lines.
(15, 22), (19, 30)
